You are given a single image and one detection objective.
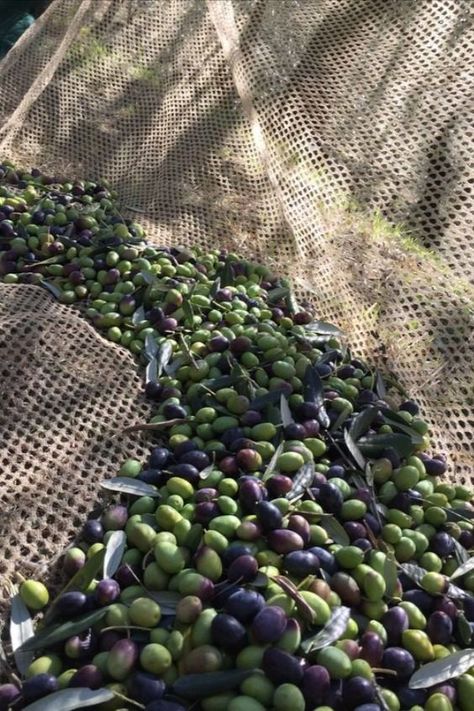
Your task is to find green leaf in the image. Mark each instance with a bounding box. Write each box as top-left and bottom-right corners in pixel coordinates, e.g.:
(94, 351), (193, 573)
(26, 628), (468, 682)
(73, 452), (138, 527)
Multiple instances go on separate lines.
(262, 441), (284, 482)
(456, 612), (472, 646)
(199, 464), (216, 480)
(267, 286), (290, 304)
(357, 432), (417, 459)
(452, 538), (470, 566)
(22, 688), (114, 711)
(304, 320), (341, 337)
(401, 562), (426, 585)
(249, 389), (285, 411)
(18, 608), (108, 653)
(132, 304), (145, 325)
(301, 606), (351, 654)
(343, 428), (366, 470)
(303, 366), (330, 428)
(384, 554), (398, 598)
(374, 369), (387, 399)
(147, 590), (182, 614)
(350, 407), (379, 441)
(280, 394), (294, 427)
(320, 516), (350, 545)
(409, 648), (474, 689)
(100, 477), (160, 497)
(144, 333), (158, 361)
(450, 556), (474, 581)
(172, 669), (256, 699)
(103, 531), (126, 579)
(287, 462), (315, 501)
(10, 591), (34, 675)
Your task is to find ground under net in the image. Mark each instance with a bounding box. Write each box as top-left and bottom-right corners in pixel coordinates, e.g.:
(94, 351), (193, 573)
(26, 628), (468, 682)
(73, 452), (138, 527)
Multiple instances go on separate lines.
(0, 0), (472, 609)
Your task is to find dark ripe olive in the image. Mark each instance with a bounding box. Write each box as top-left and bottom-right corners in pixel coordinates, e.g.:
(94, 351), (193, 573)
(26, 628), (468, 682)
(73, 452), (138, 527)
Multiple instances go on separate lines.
(255, 501), (283, 531)
(382, 647), (415, 678)
(354, 538), (372, 551)
(287, 514), (311, 543)
(115, 563), (141, 588)
(239, 478), (265, 513)
(427, 611), (453, 644)
(330, 572), (361, 607)
(179, 450), (210, 471)
(364, 513), (381, 536)
(0, 683), (20, 710)
(219, 456), (239, 476)
(157, 317), (178, 333)
(313, 473), (328, 488)
(127, 671), (166, 704)
(267, 529), (304, 554)
(397, 687), (426, 708)
(463, 596), (474, 621)
(221, 427), (246, 447)
(138, 469), (163, 485)
(195, 488), (218, 503)
(355, 488), (372, 506)
(107, 638), (139, 680)
(22, 674), (59, 702)
(342, 677), (376, 709)
(195, 501), (220, 524)
(297, 401), (320, 420)
(221, 544), (253, 568)
(70, 664), (103, 690)
(359, 631), (384, 666)
(163, 403), (187, 420)
(56, 591), (88, 617)
(302, 665), (331, 705)
(302, 419), (320, 437)
(168, 463), (199, 485)
(100, 630), (122, 651)
(271, 307), (284, 321)
(403, 589), (433, 615)
(284, 422), (307, 439)
(317, 482), (344, 514)
(212, 582), (240, 607)
(294, 311), (312, 324)
(145, 381), (163, 400)
(262, 647), (304, 685)
(209, 335), (230, 352)
(82, 519), (104, 543)
(63, 547), (86, 576)
(315, 363), (332, 377)
(174, 440), (197, 457)
(284, 550), (320, 577)
(229, 335), (252, 354)
(344, 521), (367, 541)
(148, 307), (165, 324)
(381, 607), (409, 645)
(267, 474), (293, 498)
(224, 588), (265, 623)
(161, 387), (182, 401)
(251, 605), (287, 643)
(215, 287), (233, 302)
(95, 578), (121, 605)
(327, 464), (346, 478)
(210, 613), (247, 652)
(430, 532), (454, 557)
(390, 492), (411, 513)
(240, 409), (262, 427)
(433, 597), (458, 620)
(459, 530), (474, 549)
(227, 554), (258, 583)
(309, 547), (338, 574)
(357, 389), (378, 405)
(424, 456), (447, 476)
(431, 684), (457, 703)
(102, 504), (128, 531)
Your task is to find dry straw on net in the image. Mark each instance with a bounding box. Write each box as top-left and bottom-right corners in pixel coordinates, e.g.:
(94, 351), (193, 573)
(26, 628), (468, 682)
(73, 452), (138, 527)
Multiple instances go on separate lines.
(0, 0), (472, 603)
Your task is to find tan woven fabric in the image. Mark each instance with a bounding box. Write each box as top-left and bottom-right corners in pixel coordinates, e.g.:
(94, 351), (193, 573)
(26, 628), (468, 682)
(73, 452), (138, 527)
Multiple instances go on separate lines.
(0, 0), (473, 595)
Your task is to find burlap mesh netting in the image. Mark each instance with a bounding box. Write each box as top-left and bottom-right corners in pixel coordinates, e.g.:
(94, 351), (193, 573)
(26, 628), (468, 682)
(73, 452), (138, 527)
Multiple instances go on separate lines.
(0, 0), (473, 601)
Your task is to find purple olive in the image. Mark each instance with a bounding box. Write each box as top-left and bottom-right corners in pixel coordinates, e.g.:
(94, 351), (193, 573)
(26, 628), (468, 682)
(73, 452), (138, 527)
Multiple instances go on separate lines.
(251, 605), (287, 643)
(345, 521), (367, 541)
(342, 677), (376, 710)
(55, 591), (88, 617)
(224, 589), (265, 623)
(239, 479), (265, 513)
(397, 687), (426, 708)
(430, 532), (454, 557)
(0, 683), (20, 710)
(267, 529), (304, 554)
(211, 613), (247, 651)
(70, 664), (103, 690)
(317, 482), (344, 514)
(195, 501), (220, 524)
(284, 550), (320, 577)
(302, 665), (331, 706)
(95, 578), (121, 605)
(227, 554), (258, 583)
(209, 335), (230, 352)
(82, 519), (104, 543)
(403, 589), (433, 615)
(359, 632), (384, 666)
(266, 474), (293, 498)
(22, 674), (59, 702)
(427, 611), (453, 644)
(168, 463), (199, 485)
(100, 630), (123, 651)
(284, 422), (307, 439)
(302, 419), (321, 437)
(127, 672), (166, 704)
(308, 547), (338, 574)
(430, 684), (456, 704)
(240, 410), (262, 427)
(287, 514), (311, 543)
(382, 647), (415, 678)
(102, 504), (128, 531)
(381, 607), (409, 645)
(262, 647), (304, 685)
(255, 501), (283, 531)
(434, 597), (458, 619)
(179, 450), (210, 471)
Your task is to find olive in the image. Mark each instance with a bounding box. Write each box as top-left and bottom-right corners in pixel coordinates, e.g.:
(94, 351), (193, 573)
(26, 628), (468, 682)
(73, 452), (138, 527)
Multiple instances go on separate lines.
(262, 647), (304, 685)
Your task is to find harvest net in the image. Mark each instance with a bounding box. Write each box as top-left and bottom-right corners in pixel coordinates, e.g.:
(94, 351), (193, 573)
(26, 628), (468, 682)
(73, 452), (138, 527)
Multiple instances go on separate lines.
(0, 0), (473, 598)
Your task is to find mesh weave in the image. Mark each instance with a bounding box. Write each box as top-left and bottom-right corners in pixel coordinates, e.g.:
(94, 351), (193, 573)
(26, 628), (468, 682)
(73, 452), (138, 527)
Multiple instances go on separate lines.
(0, 0), (472, 592)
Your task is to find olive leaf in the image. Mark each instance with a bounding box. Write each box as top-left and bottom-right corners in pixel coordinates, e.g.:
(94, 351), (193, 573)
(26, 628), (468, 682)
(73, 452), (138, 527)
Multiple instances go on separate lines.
(122, 418), (190, 434)
(100, 477), (160, 497)
(286, 291), (299, 314)
(220, 257), (234, 287)
(210, 277), (221, 298)
(147, 590), (182, 614)
(409, 648), (474, 689)
(18, 608), (108, 653)
(456, 612), (472, 646)
(384, 554), (399, 598)
(40, 280), (62, 299)
(262, 441), (284, 482)
(156, 339), (174, 377)
(304, 320), (341, 337)
(357, 432), (417, 459)
(318, 349), (340, 365)
(280, 394), (294, 427)
(301, 606), (351, 654)
(103, 531), (126, 579)
(350, 407), (379, 441)
(250, 389), (285, 411)
(199, 464), (216, 480)
(401, 562), (426, 585)
(287, 462), (315, 501)
(144, 333), (158, 361)
(303, 366), (330, 428)
(267, 286), (290, 304)
(272, 576), (315, 625)
(343, 428), (366, 470)
(452, 538), (470, 566)
(132, 304), (145, 325)
(10, 590), (34, 675)
(380, 412), (424, 445)
(446, 507), (474, 522)
(330, 406), (352, 432)
(172, 669), (256, 699)
(320, 516), (350, 546)
(374, 369), (387, 399)
(449, 555), (474, 580)
(22, 688), (115, 711)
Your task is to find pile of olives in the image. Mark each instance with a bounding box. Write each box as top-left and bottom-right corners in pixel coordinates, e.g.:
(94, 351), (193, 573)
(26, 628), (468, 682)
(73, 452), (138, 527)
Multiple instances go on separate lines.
(1, 164), (474, 711)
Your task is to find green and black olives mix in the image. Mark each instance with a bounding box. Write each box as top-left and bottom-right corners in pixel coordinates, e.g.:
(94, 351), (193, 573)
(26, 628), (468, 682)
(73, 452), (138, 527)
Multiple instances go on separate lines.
(1, 163), (473, 711)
